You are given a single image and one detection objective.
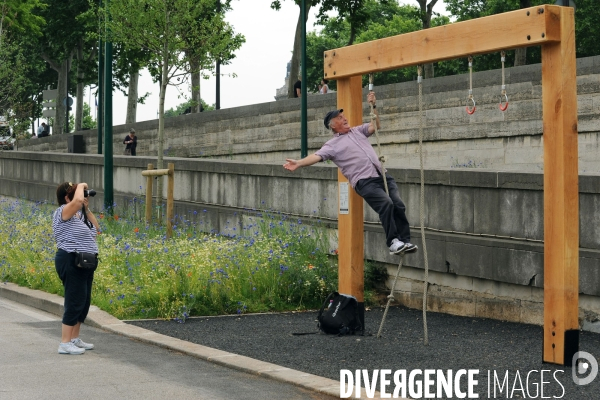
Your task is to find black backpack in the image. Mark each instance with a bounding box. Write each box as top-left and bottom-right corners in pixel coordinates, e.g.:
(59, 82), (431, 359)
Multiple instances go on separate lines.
(317, 292), (362, 335)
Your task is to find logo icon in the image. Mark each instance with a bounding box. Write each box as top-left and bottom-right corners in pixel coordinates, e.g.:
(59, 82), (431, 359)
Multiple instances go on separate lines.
(572, 351), (598, 385)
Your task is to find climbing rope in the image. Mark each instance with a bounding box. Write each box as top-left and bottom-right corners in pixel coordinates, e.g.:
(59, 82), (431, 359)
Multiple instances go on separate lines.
(377, 253), (404, 338)
(417, 66), (430, 346)
(499, 51), (509, 111)
(369, 72), (404, 338)
(369, 74), (390, 196)
(374, 70), (429, 345)
(466, 56), (476, 115)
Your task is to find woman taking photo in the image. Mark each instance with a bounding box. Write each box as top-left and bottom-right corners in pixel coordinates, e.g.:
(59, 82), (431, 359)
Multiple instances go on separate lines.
(52, 182), (100, 355)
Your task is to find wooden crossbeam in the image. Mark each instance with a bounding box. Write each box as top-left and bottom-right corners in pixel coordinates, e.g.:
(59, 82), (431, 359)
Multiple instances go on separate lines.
(324, 5), (560, 79)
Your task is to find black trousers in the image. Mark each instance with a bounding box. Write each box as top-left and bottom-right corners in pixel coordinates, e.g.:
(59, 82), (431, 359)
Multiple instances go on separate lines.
(55, 249), (95, 326)
(354, 174), (411, 247)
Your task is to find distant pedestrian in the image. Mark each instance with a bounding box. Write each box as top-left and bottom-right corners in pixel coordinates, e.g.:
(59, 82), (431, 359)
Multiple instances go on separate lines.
(319, 79), (329, 94)
(123, 128), (137, 156)
(37, 122), (49, 138)
(53, 182), (100, 355)
(293, 75), (301, 98)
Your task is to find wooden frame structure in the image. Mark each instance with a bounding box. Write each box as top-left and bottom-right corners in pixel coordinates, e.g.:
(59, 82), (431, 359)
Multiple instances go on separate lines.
(142, 163), (175, 239)
(325, 5), (578, 366)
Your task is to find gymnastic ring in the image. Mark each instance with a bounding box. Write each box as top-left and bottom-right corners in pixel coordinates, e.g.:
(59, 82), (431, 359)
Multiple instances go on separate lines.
(466, 97), (476, 115)
(499, 94), (509, 111)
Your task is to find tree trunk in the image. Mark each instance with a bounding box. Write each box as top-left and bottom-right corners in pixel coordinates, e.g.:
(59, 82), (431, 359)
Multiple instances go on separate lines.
(126, 69), (139, 123)
(54, 59), (68, 135)
(417, 0), (438, 79)
(189, 57), (201, 113)
(75, 41), (84, 132)
(514, 0), (531, 67)
(288, 2), (311, 98)
(514, 48), (527, 67)
(156, 43), (169, 221)
(195, 71), (201, 113)
(348, 24), (357, 46)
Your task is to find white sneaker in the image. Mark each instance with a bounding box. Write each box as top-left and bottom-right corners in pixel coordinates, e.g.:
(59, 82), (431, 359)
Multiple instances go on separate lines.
(389, 239), (406, 255)
(58, 341), (85, 355)
(71, 338), (94, 350)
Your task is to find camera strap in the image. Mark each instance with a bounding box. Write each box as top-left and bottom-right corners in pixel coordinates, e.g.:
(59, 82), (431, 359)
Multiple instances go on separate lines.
(80, 206), (93, 229)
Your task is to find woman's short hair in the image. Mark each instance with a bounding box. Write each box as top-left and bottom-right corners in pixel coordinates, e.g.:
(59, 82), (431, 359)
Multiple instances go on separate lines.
(56, 182), (77, 205)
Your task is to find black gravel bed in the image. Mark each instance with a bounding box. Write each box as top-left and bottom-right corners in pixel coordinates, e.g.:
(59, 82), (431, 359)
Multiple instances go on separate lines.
(128, 306), (600, 399)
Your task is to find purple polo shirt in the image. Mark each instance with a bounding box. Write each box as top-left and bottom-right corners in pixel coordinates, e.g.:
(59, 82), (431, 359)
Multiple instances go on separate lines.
(314, 123), (383, 188)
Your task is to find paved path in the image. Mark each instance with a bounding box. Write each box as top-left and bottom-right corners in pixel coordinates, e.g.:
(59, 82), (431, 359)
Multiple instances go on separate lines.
(0, 286), (341, 400)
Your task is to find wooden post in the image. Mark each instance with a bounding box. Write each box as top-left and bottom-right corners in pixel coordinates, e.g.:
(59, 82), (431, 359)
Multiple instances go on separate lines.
(145, 163), (153, 225)
(166, 163), (175, 239)
(336, 76), (365, 327)
(542, 6), (579, 366)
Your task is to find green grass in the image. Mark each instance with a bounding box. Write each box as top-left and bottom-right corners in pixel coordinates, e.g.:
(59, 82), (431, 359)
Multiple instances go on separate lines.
(0, 198), (339, 321)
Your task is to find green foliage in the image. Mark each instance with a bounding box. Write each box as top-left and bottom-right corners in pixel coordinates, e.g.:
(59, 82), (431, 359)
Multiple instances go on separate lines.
(0, 34), (50, 136)
(445, 0), (600, 63)
(306, 1), (453, 87)
(164, 99), (214, 118)
(68, 102), (95, 131)
(81, 102), (96, 130)
(574, 0), (600, 57)
(106, 0), (245, 85)
(0, 198), (338, 321)
(364, 260), (388, 291)
(0, 0), (46, 38)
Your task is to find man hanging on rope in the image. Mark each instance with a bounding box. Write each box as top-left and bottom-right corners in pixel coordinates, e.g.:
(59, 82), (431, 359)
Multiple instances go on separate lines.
(283, 91), (417, 255)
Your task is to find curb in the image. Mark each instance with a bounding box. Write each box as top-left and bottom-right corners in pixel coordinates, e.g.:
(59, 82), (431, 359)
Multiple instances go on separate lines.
(0, 282), (392, 399)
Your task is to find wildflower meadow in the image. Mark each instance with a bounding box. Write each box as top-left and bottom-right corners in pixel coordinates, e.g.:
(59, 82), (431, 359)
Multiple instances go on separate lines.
(0, 197), (340, 321)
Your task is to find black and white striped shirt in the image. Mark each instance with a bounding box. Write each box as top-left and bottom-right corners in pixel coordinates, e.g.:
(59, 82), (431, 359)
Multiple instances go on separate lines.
(52, 205), (98, 254)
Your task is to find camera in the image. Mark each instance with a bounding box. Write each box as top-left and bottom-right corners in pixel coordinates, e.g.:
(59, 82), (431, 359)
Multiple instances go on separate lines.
(84, 189), (96, 197)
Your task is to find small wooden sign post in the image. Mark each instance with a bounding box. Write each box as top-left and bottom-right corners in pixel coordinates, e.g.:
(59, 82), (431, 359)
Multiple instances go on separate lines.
(142, 163), (175, 239)
(325, 5), (578, 365)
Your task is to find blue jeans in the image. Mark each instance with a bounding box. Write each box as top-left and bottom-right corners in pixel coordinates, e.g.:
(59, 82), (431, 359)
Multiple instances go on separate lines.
(354, 174), (411, 247)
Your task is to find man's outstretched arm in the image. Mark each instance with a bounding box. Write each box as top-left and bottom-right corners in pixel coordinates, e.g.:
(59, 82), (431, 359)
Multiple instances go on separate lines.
(283, 154), (323, 172)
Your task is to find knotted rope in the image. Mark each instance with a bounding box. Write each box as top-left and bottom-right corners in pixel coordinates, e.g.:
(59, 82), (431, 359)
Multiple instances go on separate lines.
(373, 70), (430, 345)
(418, 66), (430, 345)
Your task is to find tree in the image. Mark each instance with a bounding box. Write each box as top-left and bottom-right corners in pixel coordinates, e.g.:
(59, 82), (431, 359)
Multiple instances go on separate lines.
(106, 0), (244, 214)
(0, 0), (46, 135)
(444, 0), (553, 68)
(33, 0), (95, 135)
(317, 0), (391, 46)
(112, 45), (153, 124)
(0, 0), (45, 47)
(186, 0), (244, 115)
(72, 7), (100, 132)
(305, 1), (452, 88)
(415, 0), (439, 78)
(574, 0), (600, 58)
(271, 0), (320, 98)
(164, 99), (214, 118)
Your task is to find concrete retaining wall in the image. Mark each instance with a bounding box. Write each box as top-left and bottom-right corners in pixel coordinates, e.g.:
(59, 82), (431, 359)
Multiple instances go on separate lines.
(15, 56), (600, 173)
(1, 151), (600, 327)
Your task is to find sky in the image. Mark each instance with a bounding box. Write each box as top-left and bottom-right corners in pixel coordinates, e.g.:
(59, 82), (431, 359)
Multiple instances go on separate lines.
(82, 0), (448, 125)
